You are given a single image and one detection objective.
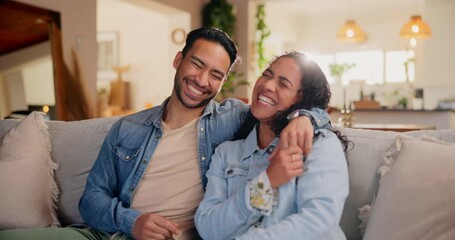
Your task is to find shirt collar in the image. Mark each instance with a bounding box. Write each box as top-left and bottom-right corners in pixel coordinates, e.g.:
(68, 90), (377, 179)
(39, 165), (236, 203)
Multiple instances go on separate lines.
(146, 98), (217, 127)
(241, 124), (279, 161)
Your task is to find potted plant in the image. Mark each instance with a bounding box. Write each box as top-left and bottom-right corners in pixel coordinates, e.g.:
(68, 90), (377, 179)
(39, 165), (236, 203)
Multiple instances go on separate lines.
(203, 0), (249, 102)
(329, 62), (356, 83)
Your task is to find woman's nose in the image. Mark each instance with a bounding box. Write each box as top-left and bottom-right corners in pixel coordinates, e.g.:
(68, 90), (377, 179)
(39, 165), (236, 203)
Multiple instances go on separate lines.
(263, 78), (277, 92)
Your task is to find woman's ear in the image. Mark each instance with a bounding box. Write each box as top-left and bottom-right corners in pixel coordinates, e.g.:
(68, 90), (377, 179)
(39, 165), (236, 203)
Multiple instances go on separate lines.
(173, 51), (183, 69)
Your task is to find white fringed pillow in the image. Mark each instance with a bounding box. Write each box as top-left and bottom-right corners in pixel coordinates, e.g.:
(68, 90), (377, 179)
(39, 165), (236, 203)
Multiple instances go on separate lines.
(362, 135), (455, 240)
(0, 112), (60, 228)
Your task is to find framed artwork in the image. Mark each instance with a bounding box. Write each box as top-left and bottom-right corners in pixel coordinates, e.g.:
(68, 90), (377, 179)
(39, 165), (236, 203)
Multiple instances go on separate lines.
(97, 32), (118, 80)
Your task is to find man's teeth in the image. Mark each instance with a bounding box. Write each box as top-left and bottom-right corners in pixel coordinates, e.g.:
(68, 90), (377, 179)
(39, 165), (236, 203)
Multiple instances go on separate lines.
(188, 84), (203, 95)
(258, 95), (276, 106)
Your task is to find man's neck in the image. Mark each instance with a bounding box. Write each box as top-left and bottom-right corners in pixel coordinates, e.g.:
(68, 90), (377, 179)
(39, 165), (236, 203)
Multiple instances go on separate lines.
(163, 95), (206, 129)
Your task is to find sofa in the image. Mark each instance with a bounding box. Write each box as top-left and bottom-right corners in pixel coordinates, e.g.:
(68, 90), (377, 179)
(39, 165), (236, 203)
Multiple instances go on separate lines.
(1, 112), (455, 239)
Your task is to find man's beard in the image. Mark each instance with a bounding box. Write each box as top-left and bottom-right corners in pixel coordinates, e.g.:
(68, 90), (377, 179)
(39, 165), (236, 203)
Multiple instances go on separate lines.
(174, 74), (216, 109)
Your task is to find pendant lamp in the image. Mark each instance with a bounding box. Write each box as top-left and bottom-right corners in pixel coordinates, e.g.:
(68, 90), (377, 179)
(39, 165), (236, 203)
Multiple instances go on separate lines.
(337, 20), (366, 43)
(400, 15), (431, 38)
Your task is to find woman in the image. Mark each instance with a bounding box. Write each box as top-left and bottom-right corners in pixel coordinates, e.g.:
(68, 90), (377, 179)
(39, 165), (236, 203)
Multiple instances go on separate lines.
(195, 51), (350, 240)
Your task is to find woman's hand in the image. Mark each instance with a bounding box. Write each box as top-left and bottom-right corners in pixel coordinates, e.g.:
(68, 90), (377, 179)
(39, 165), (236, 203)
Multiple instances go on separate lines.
(266, 146), (304, 188)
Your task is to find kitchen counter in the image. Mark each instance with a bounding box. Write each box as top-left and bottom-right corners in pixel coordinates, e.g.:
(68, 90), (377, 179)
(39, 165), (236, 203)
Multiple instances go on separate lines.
(330, 108), (455, 129)
(353, 108), (454, 112)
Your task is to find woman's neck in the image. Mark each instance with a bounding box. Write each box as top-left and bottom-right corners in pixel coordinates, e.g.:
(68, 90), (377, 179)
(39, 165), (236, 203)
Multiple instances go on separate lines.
(257, 122), (276, 149)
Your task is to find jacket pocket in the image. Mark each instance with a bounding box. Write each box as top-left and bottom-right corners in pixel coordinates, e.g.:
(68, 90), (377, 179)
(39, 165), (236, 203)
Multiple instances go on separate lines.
(224, 163), (249, 196)
(113, 145), (140, 162)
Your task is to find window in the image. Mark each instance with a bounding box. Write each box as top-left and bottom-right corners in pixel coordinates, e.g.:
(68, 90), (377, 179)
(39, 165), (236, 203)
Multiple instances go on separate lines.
(385, 50), (415, 83)
(307, 49), (415, 85)
(336, 51), (383, 85)
(307, 53), (336, 84)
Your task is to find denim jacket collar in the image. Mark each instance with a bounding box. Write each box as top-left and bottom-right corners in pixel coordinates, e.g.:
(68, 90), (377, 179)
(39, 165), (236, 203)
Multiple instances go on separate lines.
(146, 97), (217, 128)
(241, 124), (279, 161)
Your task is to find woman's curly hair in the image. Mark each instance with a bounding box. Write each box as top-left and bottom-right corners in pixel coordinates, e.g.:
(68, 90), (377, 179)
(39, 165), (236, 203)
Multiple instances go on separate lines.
(234, 51), (351, 152)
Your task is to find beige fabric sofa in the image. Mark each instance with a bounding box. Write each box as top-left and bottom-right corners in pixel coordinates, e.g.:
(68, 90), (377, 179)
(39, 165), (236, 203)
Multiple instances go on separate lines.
(1, 115), (454, 239)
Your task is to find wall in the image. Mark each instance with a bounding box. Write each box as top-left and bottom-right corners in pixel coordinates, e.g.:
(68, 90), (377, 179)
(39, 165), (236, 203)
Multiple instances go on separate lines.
(0, 41), (54, 118)
(97, 0), (190, 111)
(153, 0), (209, 29)
(16, 0), (97, 117)
(423, 0), (455, 87)
(259, 0), (455, 110)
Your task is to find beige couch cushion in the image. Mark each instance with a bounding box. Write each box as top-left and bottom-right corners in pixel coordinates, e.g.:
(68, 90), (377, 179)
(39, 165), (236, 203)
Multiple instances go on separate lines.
(363, 135), (455, 240)
(336, 127), (455, 240)
(0, 112), (59, 228)
(48, 116), (119, 225)
(335, 127), (399, 239)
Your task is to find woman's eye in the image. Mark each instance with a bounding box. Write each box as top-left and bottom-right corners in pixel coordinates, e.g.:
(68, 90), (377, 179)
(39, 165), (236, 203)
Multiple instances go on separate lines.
(261, 73), (271, 79)
(280, 81), (291, 89)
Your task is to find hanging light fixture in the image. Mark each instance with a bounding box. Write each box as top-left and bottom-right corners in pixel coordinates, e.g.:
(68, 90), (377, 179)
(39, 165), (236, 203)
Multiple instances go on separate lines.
(400, 15), (432, 38)
(337, 20), (366, 43)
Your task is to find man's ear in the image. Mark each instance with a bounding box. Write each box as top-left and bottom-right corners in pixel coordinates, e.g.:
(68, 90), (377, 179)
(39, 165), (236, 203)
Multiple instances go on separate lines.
(173, 51), (183, 69)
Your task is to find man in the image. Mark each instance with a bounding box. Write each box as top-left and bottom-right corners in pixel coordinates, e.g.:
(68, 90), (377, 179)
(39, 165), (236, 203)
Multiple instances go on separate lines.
(0, 27), (329, 240)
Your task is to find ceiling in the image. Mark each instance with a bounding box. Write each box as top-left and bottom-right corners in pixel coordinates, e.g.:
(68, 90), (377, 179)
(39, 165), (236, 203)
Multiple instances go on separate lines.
(0, 0), (425, 56)
(0, 1), (52, 56)
(262, 0), (425, 19)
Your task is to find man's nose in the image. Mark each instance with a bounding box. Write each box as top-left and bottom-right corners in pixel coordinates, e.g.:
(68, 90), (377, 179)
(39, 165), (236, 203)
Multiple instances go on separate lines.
(197, 70), (210, 87)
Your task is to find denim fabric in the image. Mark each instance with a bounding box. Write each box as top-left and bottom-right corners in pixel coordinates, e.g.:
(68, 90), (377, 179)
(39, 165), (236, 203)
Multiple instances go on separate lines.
(195, 127), (349, 240)
(79, 98), (331, 237)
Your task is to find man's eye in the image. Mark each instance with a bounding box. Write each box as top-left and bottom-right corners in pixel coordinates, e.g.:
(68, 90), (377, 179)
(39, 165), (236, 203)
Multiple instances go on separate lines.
(193, 62), (202, 69)
(212, 74), (223, 81)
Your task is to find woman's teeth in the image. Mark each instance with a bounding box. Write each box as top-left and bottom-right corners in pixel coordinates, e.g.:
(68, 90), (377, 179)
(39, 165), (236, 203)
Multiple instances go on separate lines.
(258, 94), (276, 106)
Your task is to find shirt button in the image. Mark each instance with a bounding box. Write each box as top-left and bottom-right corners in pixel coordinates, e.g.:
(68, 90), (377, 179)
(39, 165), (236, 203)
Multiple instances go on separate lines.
(125, 156), (130, 160)
(200, 128), (204, 132)
(155, 135), (160, 139)
(129, 187), (134, 192)
(227, 169), (233, 175)
(201, 156), (206, 160)
(142, 159), (147, 164)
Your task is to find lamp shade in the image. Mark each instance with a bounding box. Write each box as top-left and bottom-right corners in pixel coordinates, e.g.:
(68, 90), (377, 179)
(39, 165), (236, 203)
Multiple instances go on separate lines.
(400, 15), (432, 38)
(337, 20), (366, 43)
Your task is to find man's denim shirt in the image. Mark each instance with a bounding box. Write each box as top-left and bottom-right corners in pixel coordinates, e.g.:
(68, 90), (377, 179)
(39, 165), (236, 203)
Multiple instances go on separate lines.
(79, 98), (330, 236)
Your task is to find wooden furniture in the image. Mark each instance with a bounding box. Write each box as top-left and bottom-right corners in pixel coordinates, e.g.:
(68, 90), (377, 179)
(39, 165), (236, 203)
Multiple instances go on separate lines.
(330, 109), (455, 129)
(353, 100), (381, 110)
(349, 123), (435, 132)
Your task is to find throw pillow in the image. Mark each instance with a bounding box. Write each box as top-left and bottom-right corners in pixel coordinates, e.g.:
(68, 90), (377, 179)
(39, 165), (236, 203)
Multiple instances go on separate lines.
(363, 134), (455, 240)
(0, 111), (60, 228)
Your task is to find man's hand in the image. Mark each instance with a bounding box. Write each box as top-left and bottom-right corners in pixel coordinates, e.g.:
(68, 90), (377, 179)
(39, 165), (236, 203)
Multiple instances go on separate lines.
(279, 116), (314, 156)
(266, 146), (304, 188)
(132, 213), (179, 240)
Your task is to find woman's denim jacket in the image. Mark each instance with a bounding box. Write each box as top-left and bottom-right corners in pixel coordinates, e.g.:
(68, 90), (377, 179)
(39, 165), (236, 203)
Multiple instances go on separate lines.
(79, 98), (330, 236)
(195, 127), (349, 240)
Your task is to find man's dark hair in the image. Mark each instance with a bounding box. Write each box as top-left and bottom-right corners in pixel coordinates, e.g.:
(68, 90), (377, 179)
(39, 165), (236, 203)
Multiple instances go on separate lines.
(181, 27), (239, 70)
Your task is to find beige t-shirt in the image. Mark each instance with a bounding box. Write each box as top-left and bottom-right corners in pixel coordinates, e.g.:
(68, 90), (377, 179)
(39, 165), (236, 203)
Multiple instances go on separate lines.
(131, 118), (203, 239)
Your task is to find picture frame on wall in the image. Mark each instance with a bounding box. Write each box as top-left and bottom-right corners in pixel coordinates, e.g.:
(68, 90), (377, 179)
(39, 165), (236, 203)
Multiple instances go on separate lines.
(97, 32), (118, 80)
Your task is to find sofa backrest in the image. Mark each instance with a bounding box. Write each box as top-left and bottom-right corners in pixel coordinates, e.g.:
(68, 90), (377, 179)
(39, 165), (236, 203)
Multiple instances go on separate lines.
(47, 117), (121, 225)
(2, 117), (455, 237)
(336, 126), (455, 240)
(0, 116), (120, 226)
